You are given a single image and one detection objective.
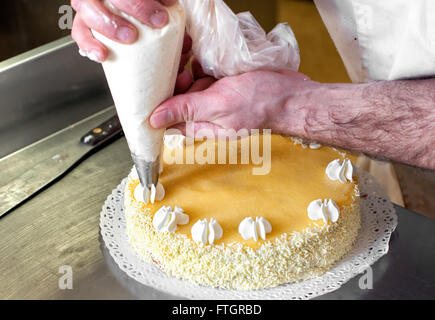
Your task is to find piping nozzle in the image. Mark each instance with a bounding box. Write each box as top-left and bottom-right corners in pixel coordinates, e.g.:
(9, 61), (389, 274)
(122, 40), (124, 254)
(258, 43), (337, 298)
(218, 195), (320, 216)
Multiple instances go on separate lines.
(132, 153), (161, 204)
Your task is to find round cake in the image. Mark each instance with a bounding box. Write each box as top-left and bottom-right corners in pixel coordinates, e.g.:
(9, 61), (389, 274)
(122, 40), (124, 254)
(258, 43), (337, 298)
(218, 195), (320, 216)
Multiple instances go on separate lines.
(124, 134), (361, 290)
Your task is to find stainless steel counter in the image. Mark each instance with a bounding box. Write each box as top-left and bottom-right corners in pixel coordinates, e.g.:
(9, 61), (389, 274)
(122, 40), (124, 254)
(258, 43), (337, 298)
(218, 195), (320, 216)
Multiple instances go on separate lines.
(1, 37), (434, 300)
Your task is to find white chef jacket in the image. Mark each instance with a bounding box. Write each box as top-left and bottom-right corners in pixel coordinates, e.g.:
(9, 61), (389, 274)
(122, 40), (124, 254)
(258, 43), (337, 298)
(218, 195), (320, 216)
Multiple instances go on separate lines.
(313, 0), (435, 208)
(314, 0), (435, 83)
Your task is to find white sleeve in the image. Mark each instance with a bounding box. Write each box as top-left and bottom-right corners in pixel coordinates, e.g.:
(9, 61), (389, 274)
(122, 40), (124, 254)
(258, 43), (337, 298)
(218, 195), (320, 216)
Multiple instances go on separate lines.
(314, 0), (435, 82)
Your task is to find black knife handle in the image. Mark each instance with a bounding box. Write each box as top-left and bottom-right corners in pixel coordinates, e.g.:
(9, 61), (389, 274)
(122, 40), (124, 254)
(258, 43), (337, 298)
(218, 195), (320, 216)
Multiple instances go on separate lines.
(80, 115), (123, 146)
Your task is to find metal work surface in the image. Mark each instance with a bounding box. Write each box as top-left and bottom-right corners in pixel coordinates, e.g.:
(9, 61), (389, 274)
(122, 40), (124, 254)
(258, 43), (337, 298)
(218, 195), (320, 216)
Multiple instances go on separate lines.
(0, 107), (119, 217)
(0, 37), (111, 158)
(0, 135), (434, 300)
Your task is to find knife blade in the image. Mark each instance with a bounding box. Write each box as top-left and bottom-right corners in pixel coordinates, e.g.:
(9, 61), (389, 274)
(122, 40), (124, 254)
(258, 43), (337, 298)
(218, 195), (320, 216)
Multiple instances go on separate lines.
(0, 107), (123, 218)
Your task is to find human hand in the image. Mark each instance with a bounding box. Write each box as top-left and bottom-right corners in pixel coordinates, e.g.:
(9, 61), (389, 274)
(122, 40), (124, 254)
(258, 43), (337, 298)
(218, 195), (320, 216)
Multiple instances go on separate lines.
(155, 62), (435, 170)
(150, 67), (317, 137)
(71, 0), (192, 92)
(71, 0), (179, 62)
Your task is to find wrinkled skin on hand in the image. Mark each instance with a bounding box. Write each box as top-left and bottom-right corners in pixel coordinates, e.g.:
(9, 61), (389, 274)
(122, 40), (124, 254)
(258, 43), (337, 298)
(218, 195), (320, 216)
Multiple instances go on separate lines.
(71, 0), (178, 61)
(150, 68), (315, 137)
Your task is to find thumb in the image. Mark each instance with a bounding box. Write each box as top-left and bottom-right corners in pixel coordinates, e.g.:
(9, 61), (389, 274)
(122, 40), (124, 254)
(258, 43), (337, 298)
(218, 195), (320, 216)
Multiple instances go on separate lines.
(150, 81), (224, 129)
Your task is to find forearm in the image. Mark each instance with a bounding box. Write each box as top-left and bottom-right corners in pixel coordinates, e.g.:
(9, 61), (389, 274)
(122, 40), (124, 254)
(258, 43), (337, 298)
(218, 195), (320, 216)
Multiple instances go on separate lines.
(277, 78), (435, 169)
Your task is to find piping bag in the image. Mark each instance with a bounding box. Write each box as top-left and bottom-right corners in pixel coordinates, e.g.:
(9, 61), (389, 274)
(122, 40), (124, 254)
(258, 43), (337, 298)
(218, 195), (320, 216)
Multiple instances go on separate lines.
(93, 1), (185, 203)
(92, 0), (300, 204)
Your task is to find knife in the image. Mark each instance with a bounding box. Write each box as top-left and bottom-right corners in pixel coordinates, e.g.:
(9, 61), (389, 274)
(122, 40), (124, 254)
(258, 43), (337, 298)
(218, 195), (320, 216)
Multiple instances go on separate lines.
(0, 107), (123, 218)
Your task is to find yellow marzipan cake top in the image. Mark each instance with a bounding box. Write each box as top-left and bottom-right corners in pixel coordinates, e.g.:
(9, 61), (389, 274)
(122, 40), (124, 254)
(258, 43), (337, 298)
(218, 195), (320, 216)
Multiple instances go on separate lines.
(128, 135), (358, 249)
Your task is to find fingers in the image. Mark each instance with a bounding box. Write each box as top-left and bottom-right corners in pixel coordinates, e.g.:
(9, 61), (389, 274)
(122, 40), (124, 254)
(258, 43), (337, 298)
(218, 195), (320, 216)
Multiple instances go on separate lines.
(168, 121), (224, 138)
(188, 77), (216, 93)
(150, 80), (223, 129)
(71, 0), (181, 61)
(71, 0), (184, 62)
(72, 15), (108, 62)
(178, 52), (189, 73)
(174, 69), (193, 95)
(278, 69), (311, 81)
(175, 60), (214, 95)
(182, 33), (192, 54)
(178, 34), (193, 74)
(191, 57), (208, 80)
(175, 33), (193, 91)
(72, 0), (137, 44)
(109, 0), (171, 28)
(159, 0), (178, 6)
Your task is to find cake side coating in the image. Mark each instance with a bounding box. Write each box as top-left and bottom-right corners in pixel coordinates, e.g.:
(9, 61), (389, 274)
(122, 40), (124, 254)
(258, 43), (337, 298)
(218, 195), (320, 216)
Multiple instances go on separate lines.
(124, 175), (361, 290)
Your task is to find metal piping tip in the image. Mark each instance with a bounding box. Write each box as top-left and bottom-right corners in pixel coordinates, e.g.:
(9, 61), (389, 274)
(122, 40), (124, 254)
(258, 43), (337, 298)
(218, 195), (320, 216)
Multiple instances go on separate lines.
(131, 153), (161, 191)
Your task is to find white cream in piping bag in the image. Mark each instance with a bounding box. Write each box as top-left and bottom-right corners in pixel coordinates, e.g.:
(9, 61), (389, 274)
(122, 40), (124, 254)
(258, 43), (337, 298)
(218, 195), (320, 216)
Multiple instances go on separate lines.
(92, 0), (185, 205)
(92, 1), (185, 162)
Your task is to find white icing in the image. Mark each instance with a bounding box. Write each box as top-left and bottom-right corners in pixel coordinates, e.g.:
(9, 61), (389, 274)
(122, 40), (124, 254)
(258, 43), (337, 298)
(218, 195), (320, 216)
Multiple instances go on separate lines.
(152, 206), (189, 233)
(134, 182), (165, 204)
(191, 218), (223, 245)
(290, 137), (322, 150)
(307, 199), (340, 223)
(92, 1), (186, 162)
(309, 142), (322, 149)
(164, 134), (186, 150)
(238, 217), (272, 241)
(326, 159), (353, 183)
(130, 166), (139, 179)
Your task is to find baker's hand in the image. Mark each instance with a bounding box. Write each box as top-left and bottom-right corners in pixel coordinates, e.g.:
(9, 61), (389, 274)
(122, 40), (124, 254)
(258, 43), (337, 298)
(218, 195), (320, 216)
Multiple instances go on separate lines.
(150, 66), (315, 137)
(71, 0), (178, 62)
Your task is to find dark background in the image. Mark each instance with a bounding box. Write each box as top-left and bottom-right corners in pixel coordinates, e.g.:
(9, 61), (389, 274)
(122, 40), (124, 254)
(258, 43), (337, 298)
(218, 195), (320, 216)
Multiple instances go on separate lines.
(0, 0), (278, 62)
(0, 0), (70, 61)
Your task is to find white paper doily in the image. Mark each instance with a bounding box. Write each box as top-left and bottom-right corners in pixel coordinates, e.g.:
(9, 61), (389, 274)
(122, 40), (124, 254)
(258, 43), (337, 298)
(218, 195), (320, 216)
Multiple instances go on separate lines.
(100, 168), (397, 300)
